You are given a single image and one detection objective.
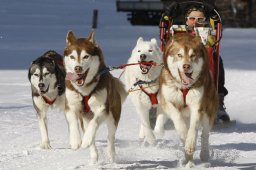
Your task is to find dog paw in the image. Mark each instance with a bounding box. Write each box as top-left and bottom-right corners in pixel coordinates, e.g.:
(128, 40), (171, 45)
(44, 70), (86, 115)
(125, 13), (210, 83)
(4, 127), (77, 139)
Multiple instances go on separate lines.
(81, 135), (93, 149)
(40, 142), (51, 149)
(185, 138), (196, 156)
(145, 134), (156, 146)
(108, 153), (115, 163)
(70, 139), (81, 150)
(153, 129), (164, 139)
(185, 161), (195, 168)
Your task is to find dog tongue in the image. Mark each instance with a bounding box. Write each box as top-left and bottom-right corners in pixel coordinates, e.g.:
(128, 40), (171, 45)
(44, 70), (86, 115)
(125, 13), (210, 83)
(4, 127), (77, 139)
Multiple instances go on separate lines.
(180, 71), (193, 85)
(65, 72), (80, 81)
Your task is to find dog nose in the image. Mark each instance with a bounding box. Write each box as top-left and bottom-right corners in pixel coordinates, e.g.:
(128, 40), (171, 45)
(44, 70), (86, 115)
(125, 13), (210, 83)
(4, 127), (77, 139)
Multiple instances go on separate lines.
(38, 83), (45, 88)
(183, 64), (191, 72)
(140, 54), (147, 61)
(74, 66), (83, 73)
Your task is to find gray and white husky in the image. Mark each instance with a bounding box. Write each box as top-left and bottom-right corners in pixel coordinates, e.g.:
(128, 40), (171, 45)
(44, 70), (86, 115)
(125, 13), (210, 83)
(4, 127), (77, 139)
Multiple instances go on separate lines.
(64, 30), (127, 163)
(28, 50), (66, 149)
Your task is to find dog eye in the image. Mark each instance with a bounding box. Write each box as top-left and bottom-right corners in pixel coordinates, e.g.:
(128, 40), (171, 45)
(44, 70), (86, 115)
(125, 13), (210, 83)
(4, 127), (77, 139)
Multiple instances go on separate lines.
(148, 50), (153, 52)
(34, 73), (39, 77)
(83, 55), (89, 59)
(177, 54), (182, 58)
(70, 55), (75, 60)
(44, 73), (49, 76)
(190, 54), (196, 59)
(138, 50), (141, 53)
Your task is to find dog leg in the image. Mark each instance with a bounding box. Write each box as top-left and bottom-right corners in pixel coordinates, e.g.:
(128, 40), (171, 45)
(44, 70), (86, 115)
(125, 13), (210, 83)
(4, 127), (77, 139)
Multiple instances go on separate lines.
(165, 103), (188, 143)
(81, 115), (90, 134)
(89, 143), (98, 164)
(200, 116), (211, 162)
(136, 105), (156, 145)
(106, 116), (117, 163)
(65, 110), (81, 149)
(139, 124), (145, 140)
(153, 107), (166, 139)
(81, 114), (105, 149)
(184, 107), (200, 164)
(37, 112), (51, 149)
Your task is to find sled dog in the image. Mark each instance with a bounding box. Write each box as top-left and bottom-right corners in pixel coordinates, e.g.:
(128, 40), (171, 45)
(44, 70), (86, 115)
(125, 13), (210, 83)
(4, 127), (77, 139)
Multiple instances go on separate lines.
(64, 30), (127, 163)
(159, 34), (218, 167)
(124, 37), (165, 144)
(28, 50), (66, 149)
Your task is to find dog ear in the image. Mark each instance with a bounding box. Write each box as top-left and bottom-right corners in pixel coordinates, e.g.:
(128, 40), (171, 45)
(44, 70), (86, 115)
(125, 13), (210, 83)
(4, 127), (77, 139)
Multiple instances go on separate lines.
(88, 30), (96, 44)
(66, 31), (76, 46)
(136, 37), (144, 45)
(150, 38), (158, 46)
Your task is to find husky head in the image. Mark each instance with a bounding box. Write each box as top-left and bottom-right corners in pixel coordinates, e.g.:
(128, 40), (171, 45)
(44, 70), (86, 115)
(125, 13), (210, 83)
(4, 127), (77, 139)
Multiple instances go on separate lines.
(164, 33), (209, 89)
(128, 37), (162, 80)
(64, 30), (105, 87)
(29, 57), (58, 95)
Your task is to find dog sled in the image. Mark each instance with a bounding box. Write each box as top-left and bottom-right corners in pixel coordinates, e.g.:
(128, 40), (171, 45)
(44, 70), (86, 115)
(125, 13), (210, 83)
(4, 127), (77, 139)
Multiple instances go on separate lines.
(159, 0), (236, 129)
(159, 0), (222, 90)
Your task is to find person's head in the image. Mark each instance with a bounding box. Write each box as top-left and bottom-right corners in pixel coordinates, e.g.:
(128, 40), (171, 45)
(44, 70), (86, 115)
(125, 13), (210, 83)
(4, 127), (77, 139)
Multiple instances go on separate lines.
(185, 6), (206, 27)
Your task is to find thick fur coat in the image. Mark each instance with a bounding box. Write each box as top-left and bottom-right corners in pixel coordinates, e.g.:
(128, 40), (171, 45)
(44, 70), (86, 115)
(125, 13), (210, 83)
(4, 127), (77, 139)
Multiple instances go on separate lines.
(64, 31), (127, 163)
(28, 50), (66, 149)
(159, 33), (218, 167)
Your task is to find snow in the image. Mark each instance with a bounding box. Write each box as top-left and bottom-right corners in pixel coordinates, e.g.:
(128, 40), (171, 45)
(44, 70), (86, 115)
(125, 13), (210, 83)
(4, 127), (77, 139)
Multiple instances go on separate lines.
(1, 0), (256, 169)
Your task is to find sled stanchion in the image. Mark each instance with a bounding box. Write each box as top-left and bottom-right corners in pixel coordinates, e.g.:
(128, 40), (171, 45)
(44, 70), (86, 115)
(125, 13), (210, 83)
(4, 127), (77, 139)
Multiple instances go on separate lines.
(215, 22), (221, 90)
(92, 9), (98, 30)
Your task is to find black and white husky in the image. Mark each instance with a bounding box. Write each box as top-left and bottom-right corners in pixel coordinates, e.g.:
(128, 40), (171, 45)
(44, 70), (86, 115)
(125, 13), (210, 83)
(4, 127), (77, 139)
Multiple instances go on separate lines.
(64, 30), (127, 163)
(28, 50), (66, 149)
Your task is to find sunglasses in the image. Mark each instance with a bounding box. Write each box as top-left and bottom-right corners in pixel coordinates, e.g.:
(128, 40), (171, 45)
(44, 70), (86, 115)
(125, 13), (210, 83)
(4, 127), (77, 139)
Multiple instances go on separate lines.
(186, 16), (206, 22)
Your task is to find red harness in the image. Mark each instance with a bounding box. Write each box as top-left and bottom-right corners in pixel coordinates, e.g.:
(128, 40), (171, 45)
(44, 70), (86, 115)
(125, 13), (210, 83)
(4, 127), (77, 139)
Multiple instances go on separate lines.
(42, 95), (56, 105)
(181, 88), (189, 107)
(83, 95), (91, 113)
(139, 85), (158, 105)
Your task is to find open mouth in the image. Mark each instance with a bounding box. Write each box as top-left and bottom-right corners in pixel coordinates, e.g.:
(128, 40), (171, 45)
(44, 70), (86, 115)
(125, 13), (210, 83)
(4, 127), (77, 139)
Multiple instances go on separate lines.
(178, 69), (193, 86)
(139, 60), (153, 74)
(66, 72), (87, 86)
(39, 85), (49, 94)
(75, 74), (85, 86)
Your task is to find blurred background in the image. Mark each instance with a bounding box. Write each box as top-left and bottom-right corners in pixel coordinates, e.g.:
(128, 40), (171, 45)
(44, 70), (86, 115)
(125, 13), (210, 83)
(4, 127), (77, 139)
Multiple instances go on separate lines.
(0, 0), (255, 69)
(116, 0), (256, 27)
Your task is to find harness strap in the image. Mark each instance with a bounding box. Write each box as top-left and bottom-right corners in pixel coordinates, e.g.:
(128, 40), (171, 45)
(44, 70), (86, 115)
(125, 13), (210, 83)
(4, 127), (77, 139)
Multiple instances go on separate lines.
(139, 85), (158, 105)
(83, 95), (91, 113)
(42, 95), (56, 105)
(181, 88), (189, 107)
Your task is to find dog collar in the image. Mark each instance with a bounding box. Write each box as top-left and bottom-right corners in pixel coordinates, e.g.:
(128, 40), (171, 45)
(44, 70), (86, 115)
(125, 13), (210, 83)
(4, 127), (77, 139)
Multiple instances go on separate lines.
(42, 95), (56, 105)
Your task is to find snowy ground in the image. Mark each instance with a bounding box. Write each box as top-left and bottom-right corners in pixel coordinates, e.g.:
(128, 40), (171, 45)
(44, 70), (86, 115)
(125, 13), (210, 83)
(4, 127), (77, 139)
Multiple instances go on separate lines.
(1, 0), (256, 169)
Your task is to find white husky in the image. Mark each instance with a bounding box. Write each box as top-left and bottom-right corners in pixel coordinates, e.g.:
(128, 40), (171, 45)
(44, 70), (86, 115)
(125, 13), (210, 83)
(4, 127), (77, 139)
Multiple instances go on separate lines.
(124, 37), (165, 144)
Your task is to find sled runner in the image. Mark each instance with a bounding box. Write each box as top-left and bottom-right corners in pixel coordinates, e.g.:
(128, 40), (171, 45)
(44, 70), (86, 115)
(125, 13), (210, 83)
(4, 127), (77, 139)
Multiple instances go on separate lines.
(213, 120), (237, 130)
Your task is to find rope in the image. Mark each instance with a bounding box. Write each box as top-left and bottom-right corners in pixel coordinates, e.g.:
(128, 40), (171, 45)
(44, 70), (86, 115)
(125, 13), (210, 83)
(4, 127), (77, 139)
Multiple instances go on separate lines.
(108, 61), (163, 71)
(128, 84), (159, 93)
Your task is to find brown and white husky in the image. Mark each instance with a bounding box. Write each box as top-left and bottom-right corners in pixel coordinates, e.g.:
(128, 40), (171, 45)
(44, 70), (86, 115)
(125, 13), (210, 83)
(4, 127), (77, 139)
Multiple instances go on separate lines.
(159, 33), (218, 168)
(64, 30), (127, 163)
